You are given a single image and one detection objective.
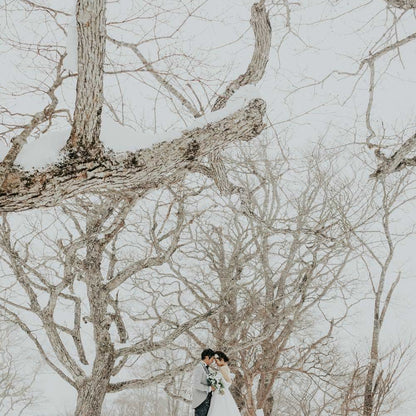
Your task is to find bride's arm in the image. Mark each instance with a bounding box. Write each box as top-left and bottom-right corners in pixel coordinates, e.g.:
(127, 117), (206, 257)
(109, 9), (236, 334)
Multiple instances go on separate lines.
(220, 365), (232, 383)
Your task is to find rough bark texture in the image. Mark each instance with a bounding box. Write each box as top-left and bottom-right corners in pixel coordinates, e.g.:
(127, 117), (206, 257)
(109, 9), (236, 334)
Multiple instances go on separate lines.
(0, 99), (265, 212)
(371, 133), (416, 178)
(230, 372), (247, 414)
(256, 364), (276, 416)
(362, 322), (379, 416)
(67, 0), (106, 155)
(212, 0), (271, 112)
(73, 219), (115, 416)
(385, 0), (416, 9)
(75, 375), (112, 416)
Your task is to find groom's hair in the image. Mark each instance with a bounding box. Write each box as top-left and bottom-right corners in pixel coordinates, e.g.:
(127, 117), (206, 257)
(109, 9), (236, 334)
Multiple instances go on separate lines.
(201, 349), (215, 360)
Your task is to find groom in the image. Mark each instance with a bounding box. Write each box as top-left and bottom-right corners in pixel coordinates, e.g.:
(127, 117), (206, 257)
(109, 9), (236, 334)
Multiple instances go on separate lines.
(192, 348), (216, 416)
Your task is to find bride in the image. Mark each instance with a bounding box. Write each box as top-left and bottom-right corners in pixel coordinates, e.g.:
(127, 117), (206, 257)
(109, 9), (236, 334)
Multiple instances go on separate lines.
(207, 351), (241, 416)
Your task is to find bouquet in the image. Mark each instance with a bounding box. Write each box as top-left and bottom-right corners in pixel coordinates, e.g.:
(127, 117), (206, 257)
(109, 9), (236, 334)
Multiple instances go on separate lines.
(207, 368), (225, 395)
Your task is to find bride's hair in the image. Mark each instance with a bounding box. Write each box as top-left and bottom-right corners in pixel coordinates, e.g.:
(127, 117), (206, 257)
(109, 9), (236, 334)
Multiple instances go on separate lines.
(215, 351), (229, 362)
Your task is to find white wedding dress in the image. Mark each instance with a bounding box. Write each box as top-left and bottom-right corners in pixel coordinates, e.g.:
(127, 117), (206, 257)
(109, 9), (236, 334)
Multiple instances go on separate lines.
(207, 365), (241, 416)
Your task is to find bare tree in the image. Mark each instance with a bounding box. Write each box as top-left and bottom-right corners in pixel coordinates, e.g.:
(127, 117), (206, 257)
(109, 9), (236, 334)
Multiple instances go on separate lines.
(273, 1), (416, 179)
(268, 342), (410, 416)
(1, 2), (416, 415)
(0, 0), (271, 212)
(352, 175), (415, 416)
(0, 2), (272, 414)
(265, 172), (416, 416)
(0, 187), (217, 416)
(155, 139), (370, 416)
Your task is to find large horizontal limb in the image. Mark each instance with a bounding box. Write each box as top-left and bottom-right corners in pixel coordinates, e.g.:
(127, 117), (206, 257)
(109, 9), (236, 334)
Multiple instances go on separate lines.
(0, 99), (265, 212)
(371, 132), (416, 178)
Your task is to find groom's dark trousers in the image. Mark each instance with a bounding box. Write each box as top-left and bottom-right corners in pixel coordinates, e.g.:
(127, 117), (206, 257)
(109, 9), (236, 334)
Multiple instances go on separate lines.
(195, 391), (212, 416)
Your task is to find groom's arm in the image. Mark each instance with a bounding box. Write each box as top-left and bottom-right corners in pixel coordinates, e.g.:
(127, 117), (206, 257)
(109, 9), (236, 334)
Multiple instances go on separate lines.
(192, 366), (211, 394)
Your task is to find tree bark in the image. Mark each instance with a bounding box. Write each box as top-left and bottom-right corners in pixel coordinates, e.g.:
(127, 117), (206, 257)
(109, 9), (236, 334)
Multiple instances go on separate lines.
(363, 331), (378, 416)
(0, 99), (265, 212)
(73, 213), (116, 416)
(255, 363), (276, 416)
(75, 374), (112, 416)
(231, 371), (246, 412)
(67, 0), (106, 156)
(371, 132), (416, 178)
(0, 0), (269, 213)
(211, 0), (271, 112)
(385, 0), (416, 9)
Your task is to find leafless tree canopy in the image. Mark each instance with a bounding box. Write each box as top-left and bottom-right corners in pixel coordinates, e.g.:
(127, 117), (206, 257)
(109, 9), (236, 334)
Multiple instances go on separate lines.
(0, 188), (220, 415)
(159, 142), (359, 416)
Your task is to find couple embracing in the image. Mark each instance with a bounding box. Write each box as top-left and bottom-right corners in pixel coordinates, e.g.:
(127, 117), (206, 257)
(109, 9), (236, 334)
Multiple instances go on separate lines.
(192, 349), (241, 416)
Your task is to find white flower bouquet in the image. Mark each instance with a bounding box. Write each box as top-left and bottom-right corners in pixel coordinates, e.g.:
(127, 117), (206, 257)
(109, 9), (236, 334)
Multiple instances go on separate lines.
(207, 369), (225, 395)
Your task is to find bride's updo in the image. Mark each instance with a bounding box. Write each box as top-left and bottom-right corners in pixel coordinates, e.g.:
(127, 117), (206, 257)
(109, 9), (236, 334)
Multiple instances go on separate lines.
(215, 351), (230, 363)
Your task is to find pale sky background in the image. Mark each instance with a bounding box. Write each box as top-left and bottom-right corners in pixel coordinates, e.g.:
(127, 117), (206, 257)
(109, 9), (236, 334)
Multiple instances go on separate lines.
(1, 0), (416, 415)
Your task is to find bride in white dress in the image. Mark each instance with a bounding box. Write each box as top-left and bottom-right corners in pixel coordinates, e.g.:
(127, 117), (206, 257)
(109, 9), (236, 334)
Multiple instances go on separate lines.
(207, 351), (241, 416)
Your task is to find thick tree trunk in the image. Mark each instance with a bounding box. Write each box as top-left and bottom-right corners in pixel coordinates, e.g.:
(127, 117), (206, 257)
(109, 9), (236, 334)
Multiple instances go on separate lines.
(231, 370), (246, 412)
(74, 219), (116, 416)
(256, 371), (275, 416)
(75, 375), (111, 416)
(262, 394), (274, 416)
(68, 0), (106, 156)
(74, 325), (115, 416)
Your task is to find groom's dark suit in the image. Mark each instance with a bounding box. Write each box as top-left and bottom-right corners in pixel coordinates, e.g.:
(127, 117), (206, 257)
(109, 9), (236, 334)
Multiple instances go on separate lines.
(194, 363), (212, 416)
